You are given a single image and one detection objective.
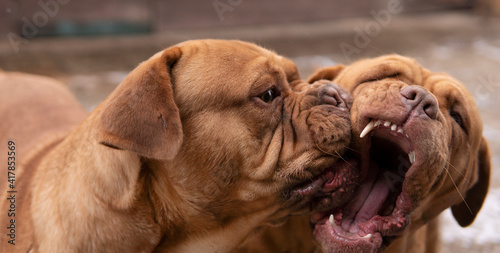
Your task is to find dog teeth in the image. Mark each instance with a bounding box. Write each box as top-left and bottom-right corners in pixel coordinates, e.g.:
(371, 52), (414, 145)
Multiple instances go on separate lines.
(360, 119), (406, 138)
(329, 214), (335, 226)
(362, 234), (373, 239)
(360, 120), (375, 138)
(360, 118), (415, 166)
(408, 151), (415, 164)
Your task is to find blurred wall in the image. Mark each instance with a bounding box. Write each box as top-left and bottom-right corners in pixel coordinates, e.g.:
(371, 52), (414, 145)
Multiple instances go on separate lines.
(1, 0), (472, 37)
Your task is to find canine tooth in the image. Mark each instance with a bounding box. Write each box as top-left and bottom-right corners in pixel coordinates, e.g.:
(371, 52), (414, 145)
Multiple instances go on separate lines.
(384, 121), (391, 127)
(374, 119), (381, 127)
(397, 128), (404, 134)
(408, 151), (415, 164)
(360, 120), (375, 138)
(363, 234), (373, 239)
(391, 124), (397, 131)
(329, 214), (335, 226)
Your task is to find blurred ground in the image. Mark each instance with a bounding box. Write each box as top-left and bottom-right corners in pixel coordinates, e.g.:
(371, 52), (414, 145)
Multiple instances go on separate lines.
(1, 10), (499, 252)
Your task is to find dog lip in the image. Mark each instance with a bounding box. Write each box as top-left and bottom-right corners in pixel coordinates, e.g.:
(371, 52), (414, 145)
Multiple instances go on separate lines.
(312, 216), (383, 252)
(289, 174), (325, 199)
(288, 158), (359, 213)
(311, 192), (411, 252)
(311, 159), (359, 214)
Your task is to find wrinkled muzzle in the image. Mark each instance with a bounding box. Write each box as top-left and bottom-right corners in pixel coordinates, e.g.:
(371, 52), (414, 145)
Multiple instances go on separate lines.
(284, 81), (352, 161)
(279, 81), (357, 215)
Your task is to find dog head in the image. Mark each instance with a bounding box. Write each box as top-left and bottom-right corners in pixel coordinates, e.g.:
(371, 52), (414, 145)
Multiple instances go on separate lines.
(308, 55), (491, 252)
(95, 40), (355, 249)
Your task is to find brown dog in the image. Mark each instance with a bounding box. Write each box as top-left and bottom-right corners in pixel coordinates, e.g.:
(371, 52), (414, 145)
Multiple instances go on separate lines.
(237, 55), (491, 253)
(0, 40), (356, 252)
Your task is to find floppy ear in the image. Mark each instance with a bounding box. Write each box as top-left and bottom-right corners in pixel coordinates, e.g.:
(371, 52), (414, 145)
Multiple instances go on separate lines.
(97, 47), (183, 160)
(451, 137), (491, 227)
(307, 65), (345, 83)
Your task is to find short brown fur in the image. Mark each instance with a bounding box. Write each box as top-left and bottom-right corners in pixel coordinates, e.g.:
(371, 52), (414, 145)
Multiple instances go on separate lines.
(0, 40), (353, 252)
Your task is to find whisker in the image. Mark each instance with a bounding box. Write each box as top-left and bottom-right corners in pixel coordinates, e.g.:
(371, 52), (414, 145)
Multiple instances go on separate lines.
(344, 146), (361, 153)
(334, 150), (349, 163)
(445, 161), (471, 185)
(332, 150), (357, 170)
(443, 164), (473, 215)
(313, 143), (357, 170)
(314, 143), (340, 158)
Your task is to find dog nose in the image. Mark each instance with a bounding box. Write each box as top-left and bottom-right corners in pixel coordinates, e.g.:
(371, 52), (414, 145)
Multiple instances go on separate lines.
(320, 83), (351, 110)
(400, 85), (438, 119)
(322, 86), (341, 106)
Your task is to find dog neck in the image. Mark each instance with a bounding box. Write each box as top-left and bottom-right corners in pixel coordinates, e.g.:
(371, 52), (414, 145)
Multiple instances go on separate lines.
(141, 158), (276, 252)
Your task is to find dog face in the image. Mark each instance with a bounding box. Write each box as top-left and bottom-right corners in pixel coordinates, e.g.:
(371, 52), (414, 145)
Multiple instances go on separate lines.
(97, 40), (355, 248)
(308, 55), (491, 252)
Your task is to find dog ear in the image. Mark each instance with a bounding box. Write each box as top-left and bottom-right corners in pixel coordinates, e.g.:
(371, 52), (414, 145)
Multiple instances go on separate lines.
(307, 65), (345, 83)
(451, 137), (491, 227)
(97, 47), (183, 160)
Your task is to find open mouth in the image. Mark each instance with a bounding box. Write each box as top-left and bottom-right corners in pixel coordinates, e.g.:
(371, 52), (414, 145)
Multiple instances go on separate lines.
(289, 157), (359, 214)
(311, 118), (417, 252)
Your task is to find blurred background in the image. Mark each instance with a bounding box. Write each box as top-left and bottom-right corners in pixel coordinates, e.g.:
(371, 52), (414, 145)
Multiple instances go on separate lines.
(1, 0), (499, 252)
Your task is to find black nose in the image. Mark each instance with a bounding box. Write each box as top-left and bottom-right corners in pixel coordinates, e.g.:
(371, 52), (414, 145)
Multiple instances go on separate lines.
(400, 85), (438, 119)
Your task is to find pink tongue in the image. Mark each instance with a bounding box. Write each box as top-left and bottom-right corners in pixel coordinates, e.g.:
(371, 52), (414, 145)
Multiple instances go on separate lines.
(341, 166), (391, 233)
(354, 175), (390, 224)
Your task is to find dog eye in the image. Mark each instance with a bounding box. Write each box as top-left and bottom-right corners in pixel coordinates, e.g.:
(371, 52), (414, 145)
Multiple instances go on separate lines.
(260, 89), (278, 103)
(450, 111), (464, 128)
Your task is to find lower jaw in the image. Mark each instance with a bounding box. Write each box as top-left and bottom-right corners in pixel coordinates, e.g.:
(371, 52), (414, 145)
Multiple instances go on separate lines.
(312, 203), (411, 253)
(313, 222), (383, 253)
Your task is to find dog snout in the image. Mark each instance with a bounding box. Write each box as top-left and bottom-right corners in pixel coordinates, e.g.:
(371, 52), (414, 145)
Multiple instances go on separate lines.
(400, 85), (438, 119)
(319, 83), (352, 110)
(322, 86), (341, 106)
